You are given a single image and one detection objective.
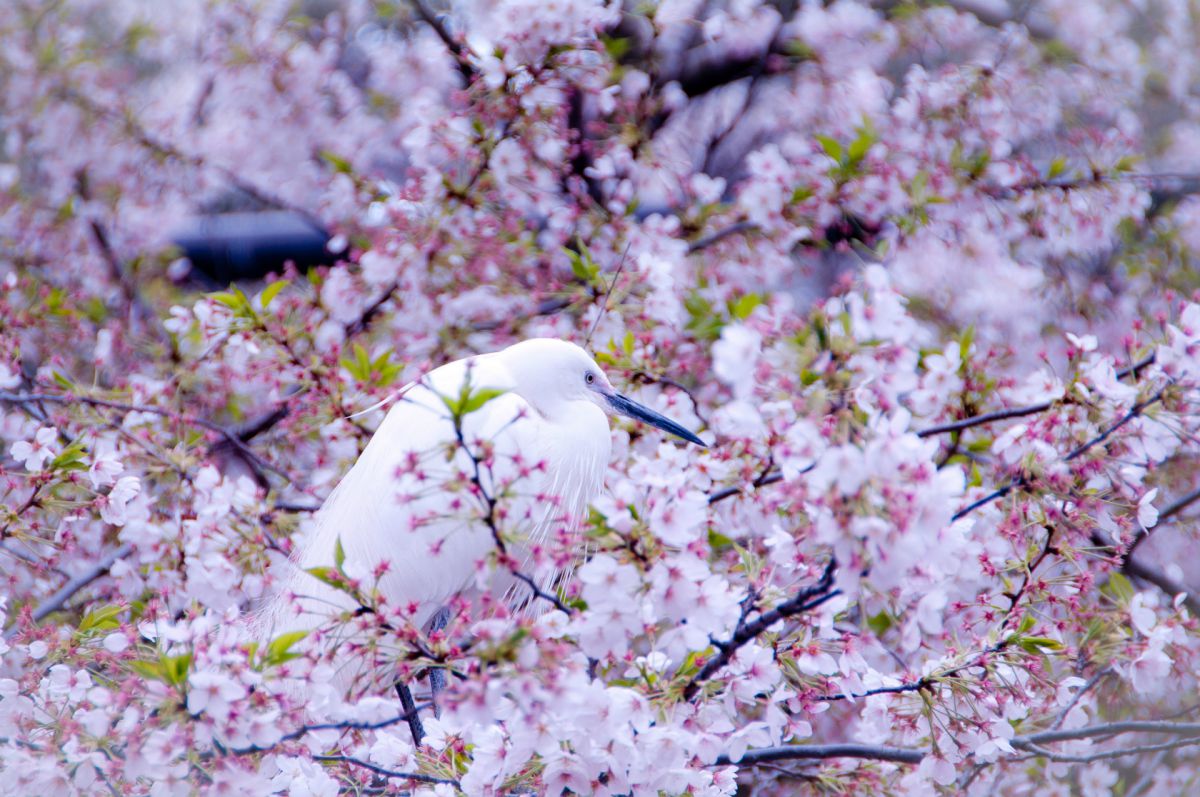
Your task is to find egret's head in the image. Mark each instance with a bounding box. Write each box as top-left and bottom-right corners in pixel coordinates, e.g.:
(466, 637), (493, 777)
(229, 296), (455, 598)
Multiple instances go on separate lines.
(499, 338), (705, 446)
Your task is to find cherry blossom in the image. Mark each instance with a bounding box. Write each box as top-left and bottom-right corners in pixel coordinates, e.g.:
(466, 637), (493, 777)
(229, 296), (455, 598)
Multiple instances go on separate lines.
(3, 0), (1200, 794)
(9, 426), (60, 471)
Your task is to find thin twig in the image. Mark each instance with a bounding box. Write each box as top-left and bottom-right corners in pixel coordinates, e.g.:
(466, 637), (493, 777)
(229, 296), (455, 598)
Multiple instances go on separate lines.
(917, 402), (1056, 438)
(917, 353), (1155, 438)
(4, 543), (134, 639)
(1050, 668), (1112, 730)
(1159, 485), (1200, 522)
(223, 701), (435, 755)
(410, 0), (475, 82)
(708, 470), (786, 505)
(683, 560), (838, 700)
(687, 221), (759, 254)
(0, 391), (288, 481)
(727, 720), (1200, 770)
(721, 743), (925, 766)
(1064, 389), (1166, 462)
(312, 754), (459, 786)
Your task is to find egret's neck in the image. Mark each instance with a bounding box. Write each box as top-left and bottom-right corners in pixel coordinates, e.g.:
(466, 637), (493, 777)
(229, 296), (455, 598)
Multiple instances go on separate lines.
(543, 399), (611, 517)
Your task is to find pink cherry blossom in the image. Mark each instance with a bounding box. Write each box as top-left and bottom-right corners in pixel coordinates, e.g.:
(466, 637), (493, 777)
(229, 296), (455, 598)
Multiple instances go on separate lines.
(2, 1), (1200, 793)
(10, 426), (60, 471)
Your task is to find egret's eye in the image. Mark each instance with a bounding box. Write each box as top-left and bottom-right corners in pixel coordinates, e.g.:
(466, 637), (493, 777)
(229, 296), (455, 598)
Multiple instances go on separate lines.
(585, 371), (595, 385)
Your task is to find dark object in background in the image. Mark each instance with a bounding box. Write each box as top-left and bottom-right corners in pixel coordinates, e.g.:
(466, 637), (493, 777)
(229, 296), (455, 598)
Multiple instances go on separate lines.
(173, 211), (332, 284)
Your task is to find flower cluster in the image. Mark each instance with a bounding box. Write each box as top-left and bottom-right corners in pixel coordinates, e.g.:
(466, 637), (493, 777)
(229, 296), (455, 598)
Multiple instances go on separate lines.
(3, 1), (1200, 795)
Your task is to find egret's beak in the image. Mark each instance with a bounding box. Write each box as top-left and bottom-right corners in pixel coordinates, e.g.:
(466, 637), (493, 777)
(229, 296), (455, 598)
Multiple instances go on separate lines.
(606, 392), (706, 446)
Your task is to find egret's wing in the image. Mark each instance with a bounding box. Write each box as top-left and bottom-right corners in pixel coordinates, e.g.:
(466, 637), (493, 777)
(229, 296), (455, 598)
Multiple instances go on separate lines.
(263, 354), (549, 639)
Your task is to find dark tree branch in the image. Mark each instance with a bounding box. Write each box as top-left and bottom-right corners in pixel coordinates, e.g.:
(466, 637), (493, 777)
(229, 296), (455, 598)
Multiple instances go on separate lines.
(726, 720), (1200, 769)
(1064, 389), (1166, 463)
(918, 354), (1155, 438)
(0, 391), (288, 482)
(86, 219), (168, 345)
(918, 402), (1057, 438)
(683, 559), (838, 700)
(708, 470), (786, 505)
(4, 543), (134, 639)
(312, 754), (459, 786)
(951, 384), (1166, 521)
(409, 0), (476, 83)
(1121, 548), (1200, 616)
(687, 221), (759, 254)
(719, 743), (925, 766)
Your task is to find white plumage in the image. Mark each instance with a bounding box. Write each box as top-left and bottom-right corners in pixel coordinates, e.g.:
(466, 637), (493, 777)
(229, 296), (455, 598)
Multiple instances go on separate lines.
(257, 338), (702, 690)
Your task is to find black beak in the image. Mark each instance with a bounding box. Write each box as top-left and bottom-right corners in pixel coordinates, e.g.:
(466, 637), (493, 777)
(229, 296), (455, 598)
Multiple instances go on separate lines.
(606, 393), (706, 446)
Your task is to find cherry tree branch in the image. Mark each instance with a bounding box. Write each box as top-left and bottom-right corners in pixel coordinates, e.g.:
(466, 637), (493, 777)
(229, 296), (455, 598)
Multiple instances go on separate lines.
(719, 743), (924, 766)
(917, 354), (1155, 438)
(311, 754), (459, 787)
(1160, 485), (1200, 522)
(410, 0), (476, 83)
(0, 391), (288, 481)
(687, 221), (759, 254)
(85, 218), (168, 346)
(683, 559), (838, 700)
(951, 385), (1167, 521)
(726, 720), (1200, 769)
(4, 543), (134, 639)
(918, 402), (1058, 438)
(708, 470), (786, 505)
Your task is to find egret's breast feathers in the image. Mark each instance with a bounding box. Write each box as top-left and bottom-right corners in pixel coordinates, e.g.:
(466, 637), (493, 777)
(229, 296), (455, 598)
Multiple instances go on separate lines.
(259, 354), (605, 638)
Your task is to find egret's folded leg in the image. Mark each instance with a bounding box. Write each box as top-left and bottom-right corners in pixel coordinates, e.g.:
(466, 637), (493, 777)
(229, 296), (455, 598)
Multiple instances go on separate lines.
(396, 681), (425, 746)
(427, 605), (452, 717)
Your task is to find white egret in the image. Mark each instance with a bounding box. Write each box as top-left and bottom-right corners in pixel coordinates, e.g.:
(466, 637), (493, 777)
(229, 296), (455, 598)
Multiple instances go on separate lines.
(258, 338), (704, 696)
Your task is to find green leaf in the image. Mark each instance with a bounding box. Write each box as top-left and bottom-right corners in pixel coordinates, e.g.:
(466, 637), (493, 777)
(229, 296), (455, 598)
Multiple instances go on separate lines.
(79, 604), (123, 634)
(730, 293), (763, 320)
(210, 290), (243, 310)
(1113, 154), (1140, 173)
(161, 652), (193, 687)
(319, 149), (354, 175)
(1019, 636), (1064, 652)
(959, 325), (975, 364)
(49, 440), (88, 472)
(370, 348), (403, 387)
(264, 630), (308, 667)
(815, 134), (844, 163)
(259, 280), (288, 308)
(565, 247), (598, 283)
(847, 125), (876, 164)
(1106, 571), (1135, 604)
(1046, 156), (1067, 180)
(305, 565), (347, 591)
(966, 437), (993, 453)
(601, 35), (630, 60)
(460, 387), (507, 416)
(334, 536), (346, 571)
(130, 659), (166, 682)
(789, 185), (814, 204)
(867, 610), (894, 636)
(52, 371), (75, 390)
(707, 529), (735, 551)
(685, 292), (723, 341)
(1017, 614), (1036, 635)
(340, 343), (372, 382)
